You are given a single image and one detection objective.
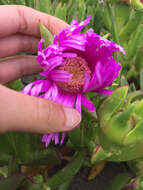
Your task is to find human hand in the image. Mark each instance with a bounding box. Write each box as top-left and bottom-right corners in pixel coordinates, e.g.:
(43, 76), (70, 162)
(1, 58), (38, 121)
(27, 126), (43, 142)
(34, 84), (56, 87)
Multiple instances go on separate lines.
(0, 5), (81, 134)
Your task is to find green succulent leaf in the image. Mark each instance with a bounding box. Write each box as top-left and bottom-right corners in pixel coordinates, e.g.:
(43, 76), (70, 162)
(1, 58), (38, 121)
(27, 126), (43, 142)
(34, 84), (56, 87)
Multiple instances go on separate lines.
(103, 3), (112, 31)
(114, 2), (130, 33)
(135, 50), (143, 71)
(123, 119), (143, 145)
(78, 0), (86, 21)
(0, 174), (25, 190)
(136, 173), (143, 190)
(126, 24), (143, 61)
(54, 2), (67, 21)
(27, 175), (44, 190)
(8, 157), (19, 177)
(0, 0), (10, 4)
(68, 127), (81, 149)
(140, 70), (143, 90)
(6, 79), (24, 91)
(69, 109), (97, 149)
(58, 179), (72, 190)
(0, 132), (39, 162)
(23, 149), (61, 166)
(40, 22), (54, 48)
(101, 103), (137, 145)
(4, 132), (33, 159)
(0, 154), (11, 165)
(91, 145), (112, 164)
(131, 0), (143, 11)
(105, 173), (131, 190)
(35, 0), (52, 14)
(44, 150), (86, 189)
(98, 86), (128, 130)
(119, 10), (143, 44)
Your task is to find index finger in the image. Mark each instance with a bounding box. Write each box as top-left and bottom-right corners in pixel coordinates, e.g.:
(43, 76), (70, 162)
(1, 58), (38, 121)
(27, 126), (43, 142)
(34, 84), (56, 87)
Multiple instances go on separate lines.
(0, 5), (68, 38)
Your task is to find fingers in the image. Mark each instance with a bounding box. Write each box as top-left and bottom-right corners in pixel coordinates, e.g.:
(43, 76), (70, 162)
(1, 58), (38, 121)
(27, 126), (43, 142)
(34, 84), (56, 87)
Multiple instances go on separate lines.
(0, 5), (68, 38)
(0, 56), (42, 84)
(0, 34), (40, 58)
(0, 85), (81, 134)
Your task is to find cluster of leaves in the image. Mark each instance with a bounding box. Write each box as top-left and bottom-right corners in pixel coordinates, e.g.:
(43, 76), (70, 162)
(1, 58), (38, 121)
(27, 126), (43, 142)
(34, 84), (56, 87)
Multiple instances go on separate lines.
(2, 0), (143, 190)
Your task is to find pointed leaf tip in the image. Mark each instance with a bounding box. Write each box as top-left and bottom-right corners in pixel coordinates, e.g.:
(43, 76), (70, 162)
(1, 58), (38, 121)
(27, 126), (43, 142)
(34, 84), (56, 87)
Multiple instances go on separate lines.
(40, 22), (54, 47)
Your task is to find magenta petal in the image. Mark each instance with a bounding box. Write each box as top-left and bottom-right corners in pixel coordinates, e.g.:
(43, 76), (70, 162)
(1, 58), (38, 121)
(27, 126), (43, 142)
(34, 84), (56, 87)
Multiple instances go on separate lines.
(23, 82), (33, 95)
(70, 16), (91, 34)
(51, 84), (58, 101)
(94, 89), (113, 95)
(54, 133), (59, 144)
(42, 132), (64, 146)
(44, 84), (58, 101)
(103, 39), (126, 55)
(83, 72), (91, 92)
(31, 82), (43, 96)
(95, 62), (102, 86)
(63, 52), (77, 58)
(55, 90), (76, 107)
(38, 39), (45, 52)
(62, 40), (86, 51)
(42, 57), (64, 75)
(81, 95), (95, 112)
(87, 66), (97, 91)
(42, 134), (48, 142)
(45, 134), (53, 147)
(76, 93), (82, 114)
(60, 132), (66, 144)
(49, 70), (73, 82)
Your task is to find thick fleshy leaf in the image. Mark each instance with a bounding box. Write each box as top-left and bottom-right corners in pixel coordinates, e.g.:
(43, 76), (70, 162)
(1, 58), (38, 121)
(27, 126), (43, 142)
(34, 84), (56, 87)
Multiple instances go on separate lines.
(36, 0), (52, 14)
(105, 173), (131, 190)
(100, 102), (137, 145)
(4, 132), (34, 159)
(88, 161), (105, 180)
(40, 22), (54, 47)
(68, 127), (81, 149)
(134, 49), (143, 71)
(44, 150), (86, 189)
(8, 157), (19, 177)
(126, 24), (143, 61)
(0, 174), (25, 190)
(119, 10), (143, 43)
(54, 3), (67, 21)
(98, 86), (128, 130)
(114, 2), (130, 33)
(140, 70), (143, 90)
(0, 154), (11, 165)
(78, 0), (86, 20)
(26, 175), (44, 190)
(99, 99), (143, 146)
(91, 145), (112, 164)
(6, 79), (24, 91)
(22, 149), (61, 166)
(123, 116), (143, 145)
(0, 132), (39, 162)
(131, 0), (143, 11)
(98, 129), (143, 161)
(58, 179), (72, 190)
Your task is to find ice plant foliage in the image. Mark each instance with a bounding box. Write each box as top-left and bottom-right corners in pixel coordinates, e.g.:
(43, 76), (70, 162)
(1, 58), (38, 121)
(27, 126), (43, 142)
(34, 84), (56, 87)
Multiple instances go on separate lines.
(23, 16), (125, 146)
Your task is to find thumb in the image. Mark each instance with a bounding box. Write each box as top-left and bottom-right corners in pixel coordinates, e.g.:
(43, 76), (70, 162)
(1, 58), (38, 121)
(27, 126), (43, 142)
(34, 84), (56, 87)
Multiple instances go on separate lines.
(0, 85), (81, 134)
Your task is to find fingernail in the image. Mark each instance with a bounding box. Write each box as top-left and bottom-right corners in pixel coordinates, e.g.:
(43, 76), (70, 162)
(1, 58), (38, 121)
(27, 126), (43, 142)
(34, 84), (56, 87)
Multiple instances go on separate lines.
(63, 107), (81, 128)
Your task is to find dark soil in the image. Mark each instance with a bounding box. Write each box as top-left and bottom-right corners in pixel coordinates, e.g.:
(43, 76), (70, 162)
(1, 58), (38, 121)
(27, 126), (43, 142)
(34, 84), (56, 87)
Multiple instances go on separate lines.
(69, 162), (131, 190)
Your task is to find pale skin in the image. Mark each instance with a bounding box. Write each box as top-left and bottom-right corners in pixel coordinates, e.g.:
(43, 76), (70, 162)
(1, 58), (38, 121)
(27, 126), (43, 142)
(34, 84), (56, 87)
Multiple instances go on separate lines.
(0, 5), (81, 134)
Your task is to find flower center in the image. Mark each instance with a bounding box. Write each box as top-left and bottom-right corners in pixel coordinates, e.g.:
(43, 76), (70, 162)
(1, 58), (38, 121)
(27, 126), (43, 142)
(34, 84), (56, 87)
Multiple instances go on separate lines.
(58, 56), (91, 93)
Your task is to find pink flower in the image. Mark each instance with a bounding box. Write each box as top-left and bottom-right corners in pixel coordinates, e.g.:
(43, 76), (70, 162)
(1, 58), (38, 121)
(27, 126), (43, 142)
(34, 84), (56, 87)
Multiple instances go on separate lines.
(23, 16), (125, 146)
